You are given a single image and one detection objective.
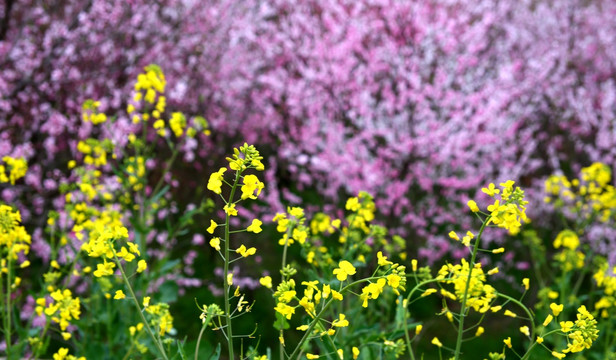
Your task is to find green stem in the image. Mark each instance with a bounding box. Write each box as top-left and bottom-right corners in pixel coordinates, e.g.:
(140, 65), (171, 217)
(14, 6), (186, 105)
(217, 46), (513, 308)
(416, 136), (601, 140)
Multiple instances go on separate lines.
(194, 323), (207, 360)
(570, 251), (592, 299)
(495, 293), (536, 340)
(279, 226), (292, 360)
(453, 218), (490, 360)
(223, 170), (241, 360)
(29, 322), (49, 360)
(519, 329), (561, 360)
(402, 278), (445, 360)
(113, 254), (169, 360)
(287, 277), (380, 360)
(6, 252), (12, 358)
(122, 331), (144, 360)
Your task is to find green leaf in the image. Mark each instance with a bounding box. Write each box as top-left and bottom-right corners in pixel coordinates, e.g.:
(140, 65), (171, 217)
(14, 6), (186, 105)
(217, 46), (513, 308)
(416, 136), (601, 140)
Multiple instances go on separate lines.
(208, 343), (221, 360)
(273, 312), (289, 331)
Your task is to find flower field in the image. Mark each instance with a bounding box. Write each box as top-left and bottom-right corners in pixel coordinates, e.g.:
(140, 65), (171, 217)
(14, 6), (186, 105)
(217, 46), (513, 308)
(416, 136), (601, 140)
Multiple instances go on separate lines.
(1, 0), (616, 359)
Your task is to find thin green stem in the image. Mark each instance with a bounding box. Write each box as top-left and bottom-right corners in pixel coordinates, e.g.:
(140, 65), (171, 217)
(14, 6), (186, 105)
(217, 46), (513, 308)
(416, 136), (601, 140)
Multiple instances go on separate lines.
(123, 331), (145, 360)
(495, 293), (536, 340)
(453, 217), (490, 360)
(6, 252), (12, 358)
(279, 226), (292, 360)
(113, 254), (169, 360)
(223, 170), (241, 360)
(194, 323), (207, 360)
(402, 278), (445, 360)
(29, 322), (50, 360)
(287, 277), (380, 360)
(520, 329), (561, 360)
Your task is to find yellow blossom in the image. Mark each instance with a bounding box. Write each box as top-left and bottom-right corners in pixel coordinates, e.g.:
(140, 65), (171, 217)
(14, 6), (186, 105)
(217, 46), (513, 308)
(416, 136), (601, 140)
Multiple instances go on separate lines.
(416, 325), (423, 335)
(137, 260), (147, 273)
(352, 347), (360, 359)
(241, 174), (264, 200)
(260, 276), (272, 289)
(247, 219), (263, 233)
(504, 337), (512, 348)
(482, 183), (500, 196)
(210, 237), (221, 251)
(377, 251), (392, 266)
(223, 203), (238, 216)
(227, 273), (233, 286)
(207, 167), (227, 194)
(504, 310), (517, 318)
(275, 302), (295, 320)
(467, 200), (479, 212)
(543, 314), (554, 326)
(550, 303), (564, 316)
(236, 244), (256, 257)
(207, 220), (218, 234)
(431, 337), (443, 347)
(476, 326), (484, 336)
(333, 260), (356, 281)
(114, 290), (126, 300)
(332, 314), (349, 327)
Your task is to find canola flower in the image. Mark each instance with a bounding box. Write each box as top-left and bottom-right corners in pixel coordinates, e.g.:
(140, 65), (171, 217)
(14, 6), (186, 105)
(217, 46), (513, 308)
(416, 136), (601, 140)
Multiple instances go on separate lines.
(403, 180), (531, 360)
(0, 202), (31, 356)
(0, 156), (27, 185)
(200, 143), (265, 360)
(43, 289), (81, 331)
(545, 163), (616, 223)
(268, 193), (407, 360)
(51, 347), (86, 360)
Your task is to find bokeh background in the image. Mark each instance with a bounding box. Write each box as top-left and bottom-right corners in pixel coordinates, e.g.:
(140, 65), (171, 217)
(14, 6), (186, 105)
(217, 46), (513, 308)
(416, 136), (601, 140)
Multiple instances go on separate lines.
(1, 0), (616, 357)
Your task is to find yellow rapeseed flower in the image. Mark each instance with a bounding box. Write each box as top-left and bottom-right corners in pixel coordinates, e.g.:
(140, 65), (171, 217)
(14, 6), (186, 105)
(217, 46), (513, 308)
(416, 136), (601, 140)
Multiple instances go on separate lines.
(333, 261), (356, 281)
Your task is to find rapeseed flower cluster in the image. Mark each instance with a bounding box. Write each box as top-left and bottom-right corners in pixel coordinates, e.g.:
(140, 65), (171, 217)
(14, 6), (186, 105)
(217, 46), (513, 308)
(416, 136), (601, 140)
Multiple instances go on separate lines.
(129, 65), (167, 130)
(593, 260), (616, 318)
(552, 230), (585, 272)
(482, 180), (529, 234)
(273, 207), (310, 247)
(202, 144), (265, 360)
(0, 204), (31, 261)
(345, 191), (375, 233)
(274, 191), (405, 274)
(542, 303), (599, 357)
(146, 303), (175, 336)
(545, 163), (616, 223)
(51, 347), (86, 360)
(126, 65), (210, 138)
(40, 289), (81, 331)
(0, 156), (28, 185)
(120, 156), (146, 192)
(81, 99), (107, 125)
(435, 259), (497, 313)
(80, 221), (143, 277)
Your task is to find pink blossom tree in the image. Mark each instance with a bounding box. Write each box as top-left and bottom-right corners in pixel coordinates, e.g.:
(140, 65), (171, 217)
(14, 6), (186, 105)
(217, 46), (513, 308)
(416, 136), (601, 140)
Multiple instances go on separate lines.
(1, 0), (616, 263)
